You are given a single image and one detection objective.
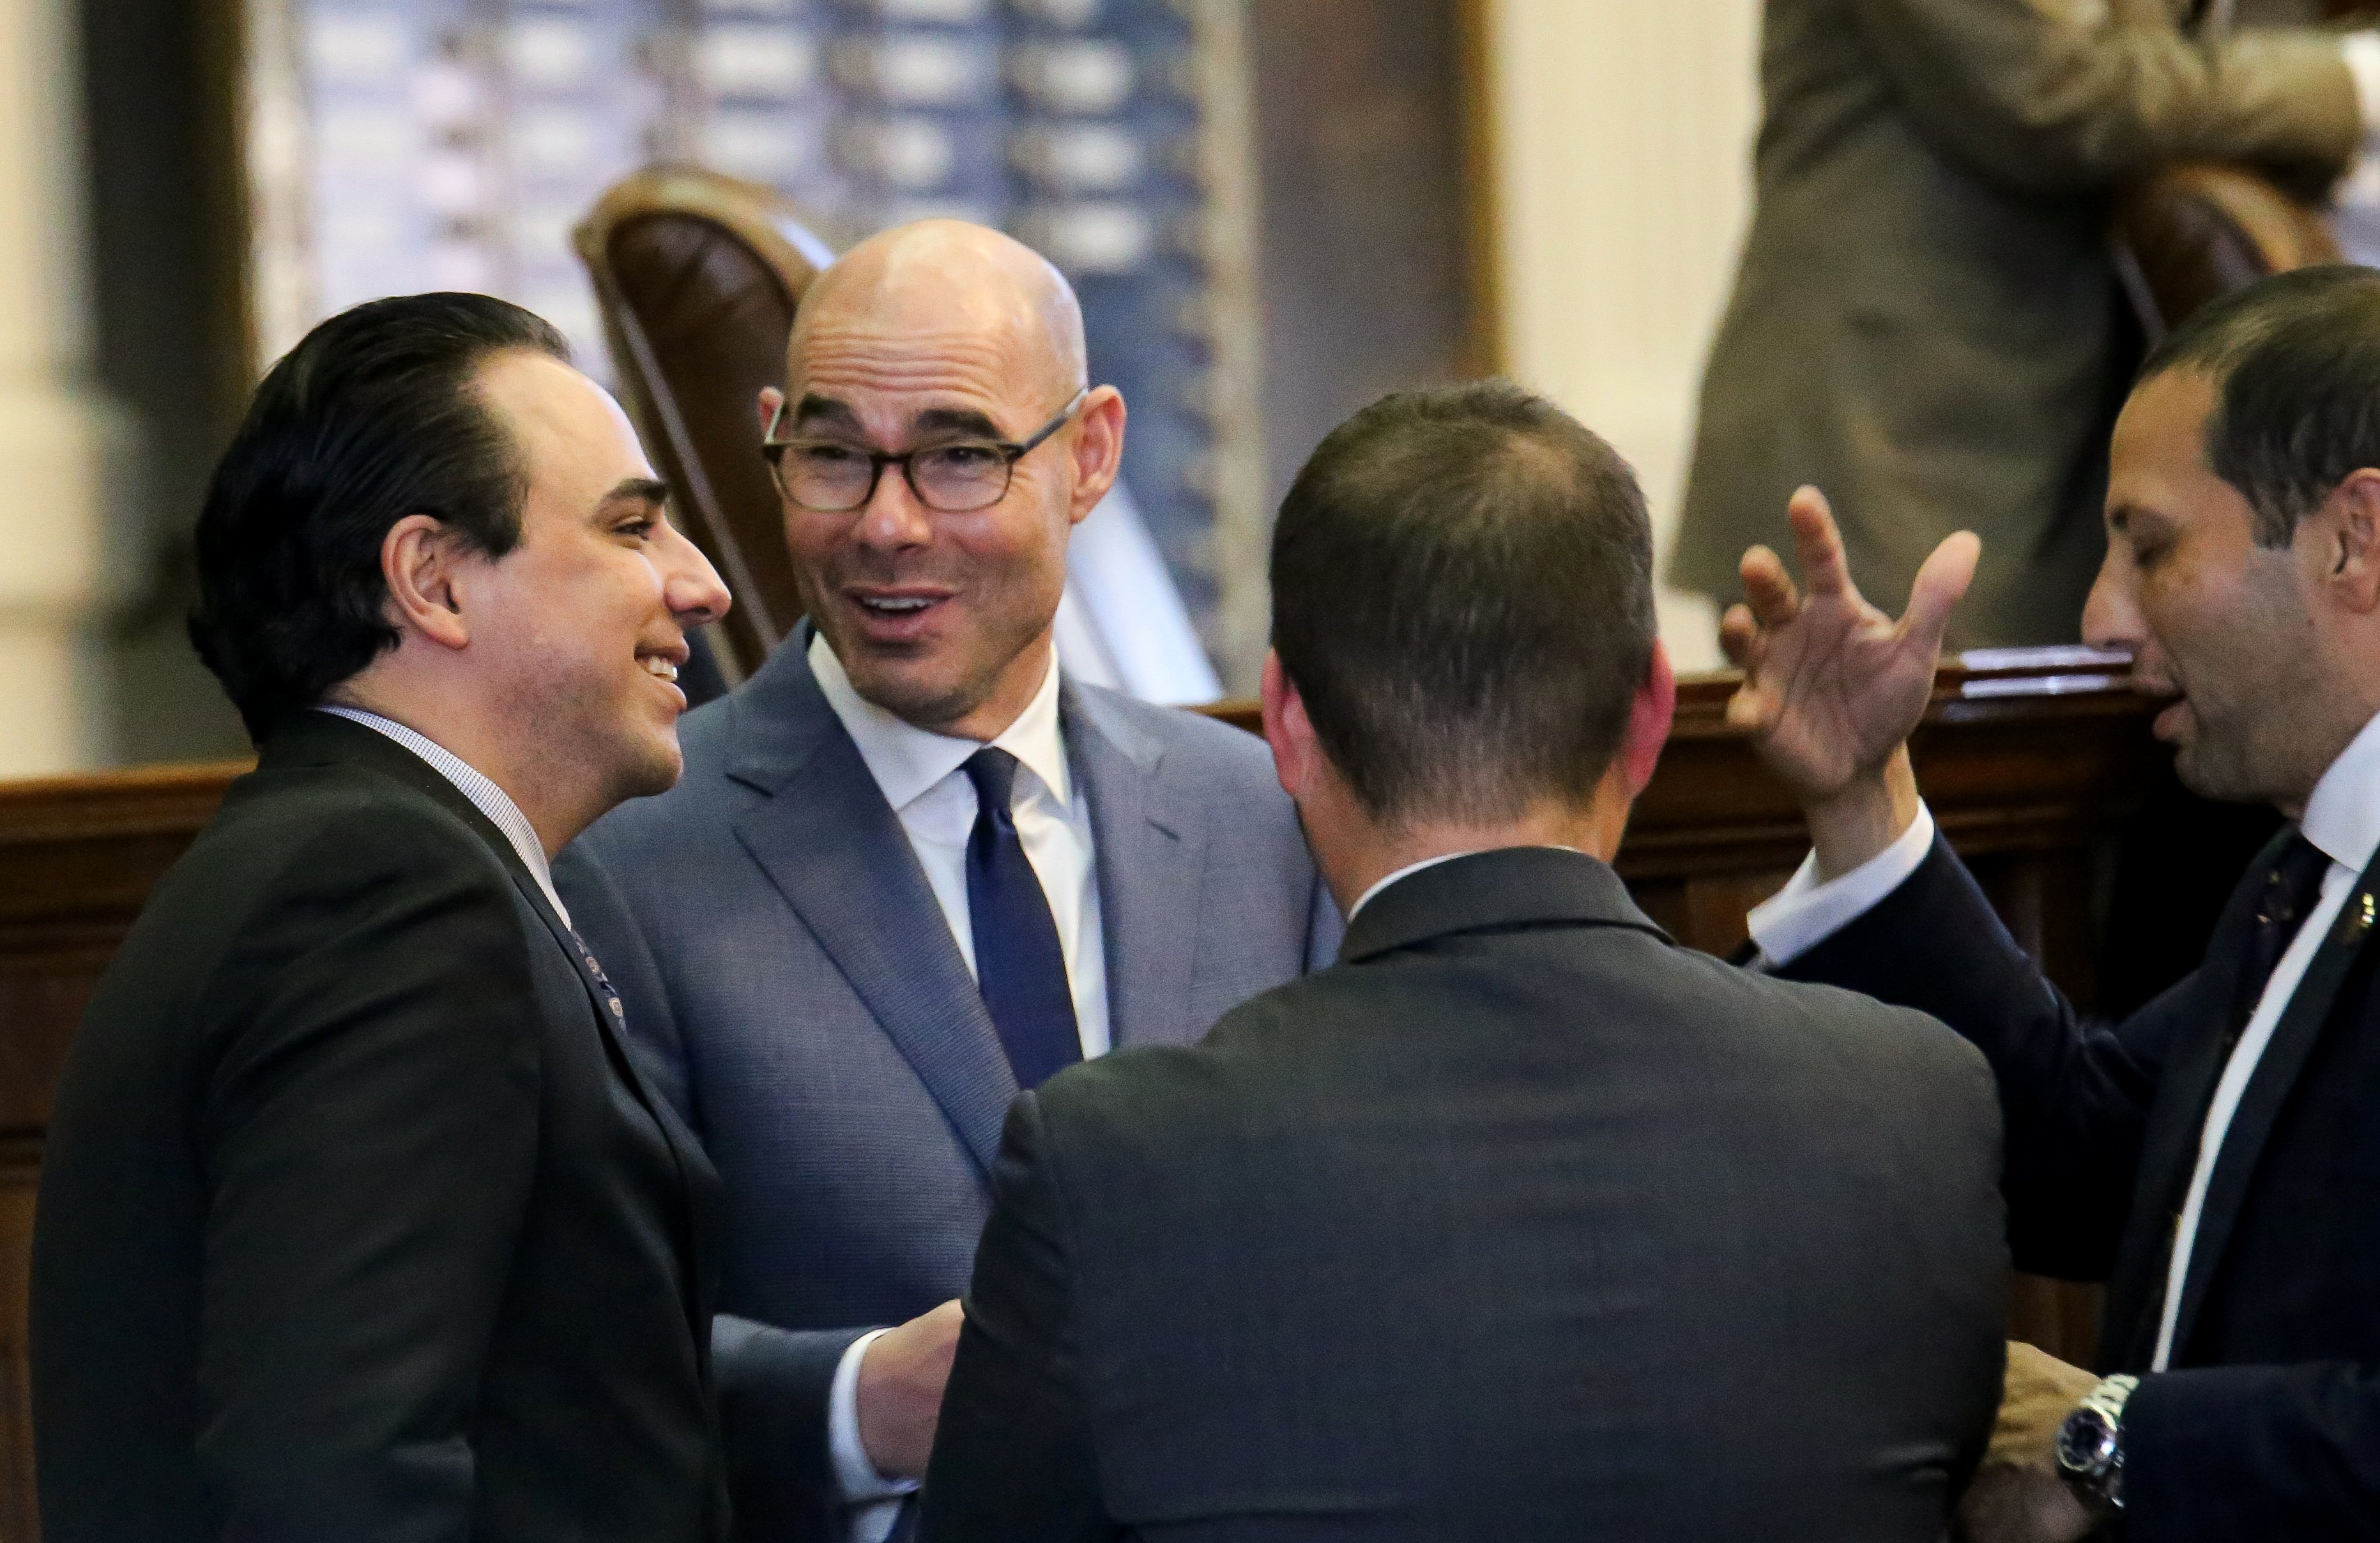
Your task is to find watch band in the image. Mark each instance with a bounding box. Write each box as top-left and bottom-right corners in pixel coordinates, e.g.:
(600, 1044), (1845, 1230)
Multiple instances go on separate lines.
(2055, 1373), (2141, 1519)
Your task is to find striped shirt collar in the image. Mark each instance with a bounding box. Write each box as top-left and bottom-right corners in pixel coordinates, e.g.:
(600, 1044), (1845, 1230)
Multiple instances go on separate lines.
(316, 706), (570, 927)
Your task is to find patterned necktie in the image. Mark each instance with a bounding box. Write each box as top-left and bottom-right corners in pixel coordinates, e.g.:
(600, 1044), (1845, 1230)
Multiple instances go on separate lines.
(566, 928), (630, 1029)
(2225, 833), (2333, 1043)
(963, 748), (1082, 1089)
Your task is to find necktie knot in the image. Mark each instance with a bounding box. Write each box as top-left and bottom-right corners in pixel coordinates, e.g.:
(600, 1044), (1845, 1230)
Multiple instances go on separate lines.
(2261, 833), (2331, 930)
(965, 746), (1022, 823)
(2229, 831), (2332, 1040)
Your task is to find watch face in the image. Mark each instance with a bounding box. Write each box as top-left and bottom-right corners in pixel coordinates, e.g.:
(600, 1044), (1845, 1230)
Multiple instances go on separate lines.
(2056, 1409), (2116, 1477)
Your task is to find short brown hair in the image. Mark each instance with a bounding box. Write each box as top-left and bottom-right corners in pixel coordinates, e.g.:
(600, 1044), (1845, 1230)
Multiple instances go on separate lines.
(2139, 264), (2380, 548)
(1270, 380), (1656, 825)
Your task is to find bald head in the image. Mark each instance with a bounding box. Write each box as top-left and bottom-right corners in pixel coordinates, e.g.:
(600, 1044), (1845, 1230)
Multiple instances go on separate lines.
(764, 218), (1128, 742)
(791, 220), (1087, 399)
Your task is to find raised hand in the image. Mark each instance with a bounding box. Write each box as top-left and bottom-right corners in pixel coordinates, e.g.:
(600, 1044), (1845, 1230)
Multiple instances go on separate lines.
(1721, 487), (1978, 875)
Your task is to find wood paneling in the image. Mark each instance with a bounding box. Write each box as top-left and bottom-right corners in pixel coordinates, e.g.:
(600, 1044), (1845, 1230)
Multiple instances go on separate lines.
(1250, 0), (1481, 508)
(0, 762), (253, 1540)
(0, 664), (2192, 1529)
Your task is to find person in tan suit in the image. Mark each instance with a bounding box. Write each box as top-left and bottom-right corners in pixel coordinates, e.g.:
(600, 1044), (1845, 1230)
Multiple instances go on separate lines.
(1670, 0), (2373, 648)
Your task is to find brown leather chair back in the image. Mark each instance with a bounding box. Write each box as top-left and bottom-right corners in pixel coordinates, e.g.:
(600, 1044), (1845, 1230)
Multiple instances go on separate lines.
(576, 166), (837, 682)
(2112, 163), (2340, 342)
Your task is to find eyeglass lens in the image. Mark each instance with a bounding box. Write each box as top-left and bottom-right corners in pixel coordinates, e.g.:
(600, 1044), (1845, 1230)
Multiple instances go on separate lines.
(779, 444), (1012, 513)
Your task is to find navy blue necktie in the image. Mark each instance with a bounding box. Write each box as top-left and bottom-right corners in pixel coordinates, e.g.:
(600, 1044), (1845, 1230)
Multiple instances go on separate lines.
(2226, 833), (2332, 1044)
(964, 748), (1081, 1089)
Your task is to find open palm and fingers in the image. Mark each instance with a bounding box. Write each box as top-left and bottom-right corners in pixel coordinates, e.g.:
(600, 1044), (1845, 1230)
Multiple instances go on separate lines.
(1721, 487), (1980, 877)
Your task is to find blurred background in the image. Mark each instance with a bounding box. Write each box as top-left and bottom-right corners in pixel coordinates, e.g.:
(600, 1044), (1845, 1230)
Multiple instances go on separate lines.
(1, 0), (1757, 776)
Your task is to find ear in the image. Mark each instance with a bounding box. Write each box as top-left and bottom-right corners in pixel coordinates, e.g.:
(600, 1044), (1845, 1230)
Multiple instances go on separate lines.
(1065, 386), (1127, 526)
(381, 513), (475, 653)
(2323, 468), (2380, 615)
(755, 386), (784, 438)
(1618, 639), (1677, 795)
(1260, 650), (1317, 801)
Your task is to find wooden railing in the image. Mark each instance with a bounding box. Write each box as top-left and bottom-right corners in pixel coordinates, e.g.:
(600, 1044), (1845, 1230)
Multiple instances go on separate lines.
(0, 650), (2183, 1538)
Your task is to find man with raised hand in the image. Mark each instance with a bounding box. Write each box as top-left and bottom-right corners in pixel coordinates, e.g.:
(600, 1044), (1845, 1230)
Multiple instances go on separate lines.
(1728, 265), (2380, 1540)
(34, 293), (735, 1542)
(561, 220), (1334, 1542)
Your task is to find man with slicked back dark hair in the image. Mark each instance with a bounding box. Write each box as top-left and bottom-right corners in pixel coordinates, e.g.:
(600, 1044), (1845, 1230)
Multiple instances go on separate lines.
(189, 291), (567, 739)
(34, 291), (736, 1543)
(924, 380), (2008, 1543)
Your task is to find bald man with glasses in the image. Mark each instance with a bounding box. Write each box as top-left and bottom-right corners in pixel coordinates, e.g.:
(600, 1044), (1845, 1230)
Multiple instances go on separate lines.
(560, 220), (1338, 1543)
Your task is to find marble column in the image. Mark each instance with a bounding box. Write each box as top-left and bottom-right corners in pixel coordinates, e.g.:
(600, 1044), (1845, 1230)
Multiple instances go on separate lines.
(1483, 0), (1762, 671)
(0, 0), (127, 775)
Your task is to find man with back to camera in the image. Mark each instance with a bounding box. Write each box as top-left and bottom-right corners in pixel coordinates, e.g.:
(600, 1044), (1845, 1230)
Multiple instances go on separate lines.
(1724, 264), (2380, 1540)
(558, 219), (1336, 1542)
(919, 380), (2011, 1543)
(30, 293), (736, 1541)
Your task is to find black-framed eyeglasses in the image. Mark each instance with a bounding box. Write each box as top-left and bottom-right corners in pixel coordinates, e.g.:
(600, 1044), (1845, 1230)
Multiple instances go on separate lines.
(761, 389), (1089, 514)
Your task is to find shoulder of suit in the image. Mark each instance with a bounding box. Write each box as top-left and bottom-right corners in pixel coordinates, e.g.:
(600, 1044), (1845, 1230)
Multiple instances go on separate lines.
(568, 693), (744, 864)
(1684, 949), (1997, 1110)
(1032, 973), (1315, 1127)
(1069, 681), (1277, 781)
(144, 765), (545, 1026)
(207, 759), (523, 906)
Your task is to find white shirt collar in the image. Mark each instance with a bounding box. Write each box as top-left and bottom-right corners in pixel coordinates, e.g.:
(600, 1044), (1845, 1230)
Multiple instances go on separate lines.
(1345, 844), (1590, 923)
(316, 705), (570, 927)
(2300, 707), (2380, 873)
(807, 630), (1073, 813)
(1347, 850), (1477, 923)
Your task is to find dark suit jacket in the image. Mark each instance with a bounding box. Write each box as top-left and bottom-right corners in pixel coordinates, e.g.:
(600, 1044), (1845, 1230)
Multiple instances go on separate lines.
(1787, 834), (2380, 1540)
(561, 633), (1336, 1540)
(31, 713), (729, 1543)
(922, 847), (2008, 1543)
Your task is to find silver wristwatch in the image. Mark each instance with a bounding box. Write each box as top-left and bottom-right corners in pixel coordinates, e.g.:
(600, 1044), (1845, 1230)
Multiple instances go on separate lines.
(2054, 1373), (2140, 1519)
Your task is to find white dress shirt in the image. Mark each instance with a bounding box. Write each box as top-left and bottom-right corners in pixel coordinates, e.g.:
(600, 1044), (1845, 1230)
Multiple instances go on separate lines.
(806, 631), (1109, 1540)
(1751, 709), (2380, 1374)
(316, 705), (570, 927)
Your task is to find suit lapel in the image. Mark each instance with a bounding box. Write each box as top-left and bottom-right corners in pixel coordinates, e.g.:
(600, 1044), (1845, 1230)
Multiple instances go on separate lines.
(1066, 683), (1198, 1050)
(2104, 1018), (2232, 1366)
(2164, 847), (2380, 1360)
(515, 870), (721, 1335)
(726, 640), (1019, 1178)
(2098, 834), (2285, 1365)
(266, 714), (721, 1326)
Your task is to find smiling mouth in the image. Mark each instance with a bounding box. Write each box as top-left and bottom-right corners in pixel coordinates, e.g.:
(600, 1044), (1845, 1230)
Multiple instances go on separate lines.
(856, 595), (941, 617)
(639, 656), (680, 682)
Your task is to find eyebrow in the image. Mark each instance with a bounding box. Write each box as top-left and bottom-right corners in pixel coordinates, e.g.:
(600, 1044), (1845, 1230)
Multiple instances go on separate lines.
(791, 395), (858, 432)
(790, 394), (1006, 441)
(595, 477), (671, 515)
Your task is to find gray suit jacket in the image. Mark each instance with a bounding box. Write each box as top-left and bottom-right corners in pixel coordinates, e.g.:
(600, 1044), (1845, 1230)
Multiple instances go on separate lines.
(560, 635), (1336, 1541)
(1670, 0), (2356, 647)
(924, 847), (2010, 1542)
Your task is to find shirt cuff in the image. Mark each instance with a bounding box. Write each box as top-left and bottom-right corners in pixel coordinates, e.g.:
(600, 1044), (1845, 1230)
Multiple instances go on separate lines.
(1746, 802), (1936, 967)
(828, 1328), (919, 1509)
